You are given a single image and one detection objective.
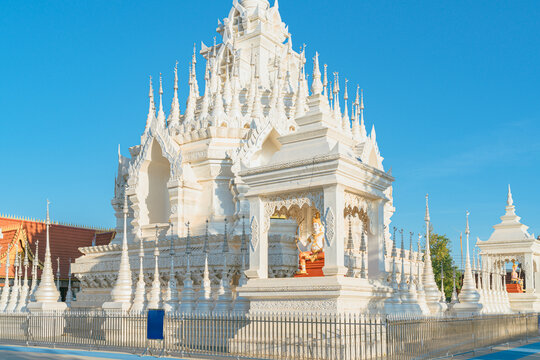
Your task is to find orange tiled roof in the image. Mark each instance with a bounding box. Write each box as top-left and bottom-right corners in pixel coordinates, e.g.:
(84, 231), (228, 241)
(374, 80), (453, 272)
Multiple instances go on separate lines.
(0, 216), (115, 280)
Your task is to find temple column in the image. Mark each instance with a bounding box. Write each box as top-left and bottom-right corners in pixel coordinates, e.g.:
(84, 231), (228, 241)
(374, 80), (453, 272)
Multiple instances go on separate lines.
(367, 199), (386, 280)
(322, 185), (347, 277)
(524, 253), (534, 293)
(168, 180), (185, 237)
(245, 197), (268, 279)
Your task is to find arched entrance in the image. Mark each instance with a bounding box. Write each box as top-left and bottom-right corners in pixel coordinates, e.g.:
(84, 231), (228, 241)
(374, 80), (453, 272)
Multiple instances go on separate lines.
(138, 139), (171, 226)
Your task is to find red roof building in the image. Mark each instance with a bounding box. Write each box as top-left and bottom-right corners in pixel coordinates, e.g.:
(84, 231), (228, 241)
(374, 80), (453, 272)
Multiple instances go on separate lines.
(0, 216), (115, 288)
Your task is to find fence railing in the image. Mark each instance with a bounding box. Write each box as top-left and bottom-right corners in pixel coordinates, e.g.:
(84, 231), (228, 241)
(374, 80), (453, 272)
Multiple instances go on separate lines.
(386, 313), (538, 359)
(0, 311), (536, 359)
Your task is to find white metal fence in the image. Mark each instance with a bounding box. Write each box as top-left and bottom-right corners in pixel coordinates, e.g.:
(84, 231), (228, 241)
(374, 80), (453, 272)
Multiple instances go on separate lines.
(0, 311), (537, 359)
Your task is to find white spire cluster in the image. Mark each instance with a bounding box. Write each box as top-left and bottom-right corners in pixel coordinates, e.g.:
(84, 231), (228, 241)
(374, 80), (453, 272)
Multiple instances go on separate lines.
(135, 0), (380, 164)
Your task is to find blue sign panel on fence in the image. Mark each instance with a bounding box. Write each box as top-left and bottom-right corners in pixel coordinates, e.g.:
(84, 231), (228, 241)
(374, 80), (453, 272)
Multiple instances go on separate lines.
(147, 309), (165, 340)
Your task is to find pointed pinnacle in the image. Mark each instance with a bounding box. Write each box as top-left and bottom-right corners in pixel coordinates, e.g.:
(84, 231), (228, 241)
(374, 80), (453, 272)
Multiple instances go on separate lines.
(465, 211), (470, 235)
(507, 184), (514, 206)
(425, 194), (430, 222)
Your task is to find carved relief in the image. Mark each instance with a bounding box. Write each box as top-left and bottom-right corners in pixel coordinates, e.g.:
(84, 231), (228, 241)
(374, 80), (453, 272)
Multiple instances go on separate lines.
(344, 192), (373, 234)
(324, 207), (335, 246)
(251, 217), (259, 251)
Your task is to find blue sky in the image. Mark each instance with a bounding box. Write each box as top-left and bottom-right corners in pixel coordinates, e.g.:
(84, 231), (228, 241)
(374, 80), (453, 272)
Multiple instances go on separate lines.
(1, 1), (539, 264)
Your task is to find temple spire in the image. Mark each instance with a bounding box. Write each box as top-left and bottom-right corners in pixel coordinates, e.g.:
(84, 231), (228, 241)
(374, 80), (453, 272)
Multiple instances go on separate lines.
(164, 222), (178, 313)
(147, 225), (162, 309)
(453, 211), (482, 314)
(29, 240), (38, 302)
(351, 85), (361, 139)
(342, 78), (351, 134)
(323, 64), (328, 97)
(422, 194), (443, 313)
(179, 222), (196, 313)
(199, 59), (212, 124)
(29, 200), (66, 311)
(507, 184), (514, 207)
(311, 52), (323, 95)
(196, 220), (213, 313)
(251, 63), (263, 120)
(223, 51), (233, 116)
(229, 51), (242, 126)
(360, 89), (367, 138)
(65, 258), (73, 307)
(145, 76), (156, 132)
(215, 218), (233, 313)
(294, 59), (307, 119)
(16, 239), (30, 312)
(157, 73), (165, 125)
(0, 244), (11, 311)
(105, 188), (133, 310)
(333, 72), (341, 121)
(191, 43), (199, 97)
(130, 229), (146, 314)
(169, 61), (181, 125)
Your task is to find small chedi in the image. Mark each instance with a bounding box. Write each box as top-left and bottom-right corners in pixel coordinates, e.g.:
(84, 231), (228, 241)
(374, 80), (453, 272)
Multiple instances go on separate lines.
(0, 0), (526, 317)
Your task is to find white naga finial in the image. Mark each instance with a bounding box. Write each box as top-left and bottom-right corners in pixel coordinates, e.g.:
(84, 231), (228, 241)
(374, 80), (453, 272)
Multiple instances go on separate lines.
(507, 184), (514, 207)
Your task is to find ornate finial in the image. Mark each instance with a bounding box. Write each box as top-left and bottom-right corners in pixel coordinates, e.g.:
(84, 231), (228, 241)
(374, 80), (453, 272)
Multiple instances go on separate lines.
(333, 72), (339, 94)
(360, 89), (364, 110)
(148, 76), (154, 99)
(507, 184), (514, 207)
(409, 232), (414, 260)
(203, 219), (209, 254)
(465, 211), (470, 235)
(425, 194), (430, 222)
(174, 61), (179, 90)
(123, 187), (128, 215)
(346, 215), (354, 251)
(185, 221), (191, 255)
(344, 78), (349, 101)
(391, 226), (397, 258)
(400, 229), (405, 257)
(311, 51), (323, 95)
(222, 218), (229, 254)
(46, 199), (50, 225)
(323, 64), (328, 96)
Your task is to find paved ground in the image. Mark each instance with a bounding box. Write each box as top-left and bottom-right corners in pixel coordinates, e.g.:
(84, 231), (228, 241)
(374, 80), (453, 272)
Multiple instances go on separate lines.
(448, 339), (540, 360)
(3, 341), (540, 360)
(0, 345), (191, 360)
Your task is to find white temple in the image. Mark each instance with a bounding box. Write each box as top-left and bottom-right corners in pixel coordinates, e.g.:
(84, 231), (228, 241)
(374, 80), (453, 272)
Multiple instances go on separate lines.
(66, 0), (386, 312)
(477, 186), (540, 312)
(0, 0), (519, 317)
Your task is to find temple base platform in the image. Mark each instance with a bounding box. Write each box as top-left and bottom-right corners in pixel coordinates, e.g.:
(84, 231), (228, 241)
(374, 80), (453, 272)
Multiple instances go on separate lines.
(508, 292), (540, 312)
(237, 276), (391, 314)
(506, 283), (523, 293)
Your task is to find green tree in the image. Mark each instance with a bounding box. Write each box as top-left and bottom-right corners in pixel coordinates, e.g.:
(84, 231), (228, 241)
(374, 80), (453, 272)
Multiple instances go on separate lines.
(429, 227), (462, 301)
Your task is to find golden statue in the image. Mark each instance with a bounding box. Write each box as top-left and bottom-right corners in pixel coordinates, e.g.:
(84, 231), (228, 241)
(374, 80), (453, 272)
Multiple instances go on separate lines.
(511, 261), (523, 286)
(295, 212), (325, 275)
